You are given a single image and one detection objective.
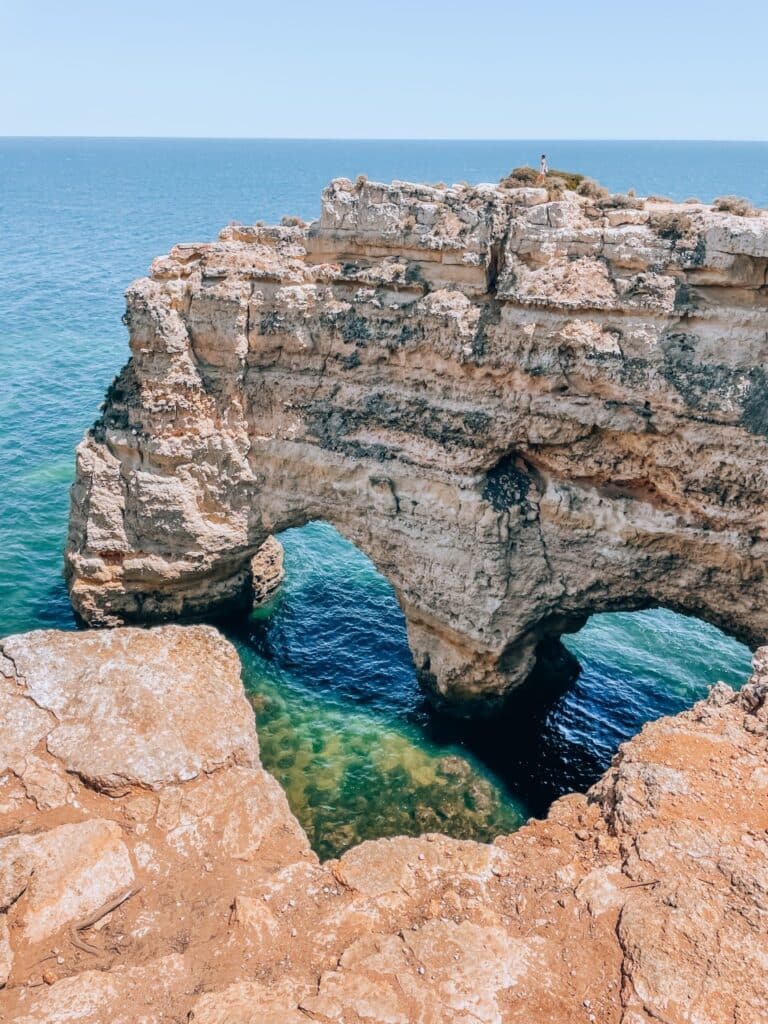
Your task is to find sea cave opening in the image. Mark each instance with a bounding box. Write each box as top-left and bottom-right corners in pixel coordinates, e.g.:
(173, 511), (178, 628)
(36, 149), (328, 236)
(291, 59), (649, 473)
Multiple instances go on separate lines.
(225, 522), (752, 860)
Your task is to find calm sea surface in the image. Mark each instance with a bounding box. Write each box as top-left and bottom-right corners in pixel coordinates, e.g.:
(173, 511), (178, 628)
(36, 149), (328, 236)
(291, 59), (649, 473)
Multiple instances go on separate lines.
(0, 139), (759, 856)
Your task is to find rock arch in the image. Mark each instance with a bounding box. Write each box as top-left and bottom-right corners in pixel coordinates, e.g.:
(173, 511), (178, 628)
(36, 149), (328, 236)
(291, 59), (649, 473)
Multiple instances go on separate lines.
(67, 177), (768, 706)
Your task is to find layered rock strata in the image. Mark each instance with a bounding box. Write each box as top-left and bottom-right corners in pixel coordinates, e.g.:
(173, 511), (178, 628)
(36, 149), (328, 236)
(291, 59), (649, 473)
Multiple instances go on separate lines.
(0, 624), (766, 1023)
(66, 179), (768, 703)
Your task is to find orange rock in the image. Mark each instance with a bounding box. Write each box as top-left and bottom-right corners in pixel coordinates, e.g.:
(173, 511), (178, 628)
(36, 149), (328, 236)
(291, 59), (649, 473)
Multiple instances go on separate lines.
(0, 624), (766, 1022)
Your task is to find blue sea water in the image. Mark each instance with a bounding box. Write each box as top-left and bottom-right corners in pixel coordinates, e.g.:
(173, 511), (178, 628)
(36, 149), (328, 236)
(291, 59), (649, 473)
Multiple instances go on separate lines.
(0, 138), (758, 856)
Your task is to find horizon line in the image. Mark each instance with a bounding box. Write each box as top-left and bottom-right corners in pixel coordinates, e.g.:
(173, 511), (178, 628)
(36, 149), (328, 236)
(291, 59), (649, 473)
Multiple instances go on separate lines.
(2, 135), (768, 144)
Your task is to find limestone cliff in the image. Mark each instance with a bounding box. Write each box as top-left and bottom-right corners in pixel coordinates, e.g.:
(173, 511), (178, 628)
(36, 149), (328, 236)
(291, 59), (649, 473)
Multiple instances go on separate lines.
(66, 178), (768, 704)
(0, 624), (766, 1023)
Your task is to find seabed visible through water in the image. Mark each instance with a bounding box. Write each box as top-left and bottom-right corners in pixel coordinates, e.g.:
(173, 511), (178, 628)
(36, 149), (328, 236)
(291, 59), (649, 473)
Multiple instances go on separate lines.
(229, 522), (752, 859)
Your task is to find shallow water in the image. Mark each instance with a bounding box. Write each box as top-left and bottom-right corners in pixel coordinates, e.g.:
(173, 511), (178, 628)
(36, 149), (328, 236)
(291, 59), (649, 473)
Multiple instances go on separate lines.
(0, 138), (757, 857)
(228, 523), (751, 855)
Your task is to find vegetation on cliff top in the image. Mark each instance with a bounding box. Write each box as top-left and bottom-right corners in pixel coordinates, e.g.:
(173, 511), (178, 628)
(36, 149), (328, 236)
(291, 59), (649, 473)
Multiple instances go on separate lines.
(501, 166), (764, 217)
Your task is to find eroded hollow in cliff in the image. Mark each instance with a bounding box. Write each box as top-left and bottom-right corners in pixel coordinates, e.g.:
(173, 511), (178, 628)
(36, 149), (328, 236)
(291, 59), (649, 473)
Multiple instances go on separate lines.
(224, 522), (752, 857)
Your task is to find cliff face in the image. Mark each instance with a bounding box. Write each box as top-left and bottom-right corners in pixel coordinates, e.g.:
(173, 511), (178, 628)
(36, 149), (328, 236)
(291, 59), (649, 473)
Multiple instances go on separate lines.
(66, 178), (768, 704)
(0, 625), (766, 1023)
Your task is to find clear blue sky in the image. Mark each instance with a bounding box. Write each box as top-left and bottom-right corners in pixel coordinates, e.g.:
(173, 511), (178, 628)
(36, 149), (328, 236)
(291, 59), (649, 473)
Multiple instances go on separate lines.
(2, 0), (767, 139)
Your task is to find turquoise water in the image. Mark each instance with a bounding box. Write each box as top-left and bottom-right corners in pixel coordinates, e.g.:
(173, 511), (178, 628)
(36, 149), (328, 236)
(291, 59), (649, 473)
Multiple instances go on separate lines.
(0, 139), (757, 855)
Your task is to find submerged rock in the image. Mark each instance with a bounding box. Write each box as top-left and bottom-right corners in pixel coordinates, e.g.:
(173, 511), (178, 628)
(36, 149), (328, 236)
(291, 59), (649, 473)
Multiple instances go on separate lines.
(0, 623), (766, 1022)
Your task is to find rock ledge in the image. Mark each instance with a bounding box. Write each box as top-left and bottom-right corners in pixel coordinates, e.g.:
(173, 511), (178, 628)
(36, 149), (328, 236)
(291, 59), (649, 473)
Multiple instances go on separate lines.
(0, 624), (766, 1023)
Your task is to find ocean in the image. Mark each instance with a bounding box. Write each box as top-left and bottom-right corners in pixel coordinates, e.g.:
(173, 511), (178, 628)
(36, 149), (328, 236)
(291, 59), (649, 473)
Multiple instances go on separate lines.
(0, 138), (759, 857)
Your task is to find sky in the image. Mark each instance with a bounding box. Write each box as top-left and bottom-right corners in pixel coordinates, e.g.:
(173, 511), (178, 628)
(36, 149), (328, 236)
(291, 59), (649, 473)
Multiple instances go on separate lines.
(2, 0), (767, 140)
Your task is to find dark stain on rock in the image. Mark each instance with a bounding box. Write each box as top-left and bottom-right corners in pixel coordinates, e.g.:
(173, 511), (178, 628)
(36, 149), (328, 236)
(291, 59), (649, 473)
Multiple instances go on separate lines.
(482, 455), (532, 513)
(660, 330), (756, 416)
(673, 281), (700, 314)
(741, 369), (768, 436)
(341, 312), (372, 345)
(260, 311), (284, 335)
(340, 350), (361, 370)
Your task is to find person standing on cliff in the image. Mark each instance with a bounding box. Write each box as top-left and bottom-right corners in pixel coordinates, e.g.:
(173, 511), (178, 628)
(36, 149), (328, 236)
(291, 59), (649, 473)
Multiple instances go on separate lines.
(537, 154), (548, 183)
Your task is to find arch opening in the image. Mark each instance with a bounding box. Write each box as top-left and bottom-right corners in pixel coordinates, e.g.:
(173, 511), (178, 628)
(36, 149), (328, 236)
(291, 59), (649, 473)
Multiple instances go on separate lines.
(223, 521), (752, 857)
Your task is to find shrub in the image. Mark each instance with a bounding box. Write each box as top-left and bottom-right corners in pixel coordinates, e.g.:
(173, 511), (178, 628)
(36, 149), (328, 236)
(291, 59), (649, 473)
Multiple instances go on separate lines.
(713, 195), (756, 217)
(500, 165), (539, 188)
(500, 165), (587, 193)
(355, 174), (368, 190)
(546, 167), (585, 190)
(652, 211), (693, 242)
(281, 215), (305, 227)
(599, 193), (645, 210)
(684, 197), (702, 204)
(647, 195), (673, 204)
(544, 175), (569, 199)
(577, 177), (609, 200)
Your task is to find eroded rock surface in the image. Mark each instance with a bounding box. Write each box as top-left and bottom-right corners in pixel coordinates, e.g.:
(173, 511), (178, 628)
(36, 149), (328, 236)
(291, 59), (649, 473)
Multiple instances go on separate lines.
(66, 178), (768, 704)
(250, 535), (285, 606)
(0, 624), (766, 1023)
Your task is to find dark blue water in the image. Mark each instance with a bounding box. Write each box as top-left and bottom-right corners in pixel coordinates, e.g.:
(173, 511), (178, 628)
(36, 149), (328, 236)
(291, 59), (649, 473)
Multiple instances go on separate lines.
(0, 139), (756, 855)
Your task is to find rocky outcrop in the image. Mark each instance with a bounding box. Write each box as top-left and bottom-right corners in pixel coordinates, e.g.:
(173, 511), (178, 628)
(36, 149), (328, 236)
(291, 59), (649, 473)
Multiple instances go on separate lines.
(66, 178), (768, 704)
(250, 536), (285, 606)
(0, 624), (766, 1023)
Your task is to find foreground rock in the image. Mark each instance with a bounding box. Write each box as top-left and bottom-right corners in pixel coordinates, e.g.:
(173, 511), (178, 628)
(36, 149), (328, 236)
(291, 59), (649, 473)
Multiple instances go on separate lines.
(66, 178), (768, 705)
(0, 624), (766, 1023)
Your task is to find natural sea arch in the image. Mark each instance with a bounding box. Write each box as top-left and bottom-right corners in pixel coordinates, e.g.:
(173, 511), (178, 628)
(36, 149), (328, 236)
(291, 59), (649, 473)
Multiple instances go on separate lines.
(65, 179), (768, 708)
(228, 521), (752, 853)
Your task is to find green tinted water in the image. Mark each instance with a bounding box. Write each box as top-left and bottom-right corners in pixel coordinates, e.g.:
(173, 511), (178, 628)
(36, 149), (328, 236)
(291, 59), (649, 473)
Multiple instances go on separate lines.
(232, 525), (525, 859)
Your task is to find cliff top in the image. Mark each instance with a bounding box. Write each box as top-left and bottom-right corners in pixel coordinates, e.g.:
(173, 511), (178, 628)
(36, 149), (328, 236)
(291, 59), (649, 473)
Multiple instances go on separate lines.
(142, 174), (768, 305)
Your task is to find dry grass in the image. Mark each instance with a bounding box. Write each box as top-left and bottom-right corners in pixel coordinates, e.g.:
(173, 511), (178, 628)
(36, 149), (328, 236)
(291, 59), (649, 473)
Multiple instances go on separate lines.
(713, 195), (757, 217)
(500, 165), (586, 192)
(599, 193), (645, 211)
(499, 165), (539, 187)
(652, 211), (694, 242)
(577, 177), (609, 200)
